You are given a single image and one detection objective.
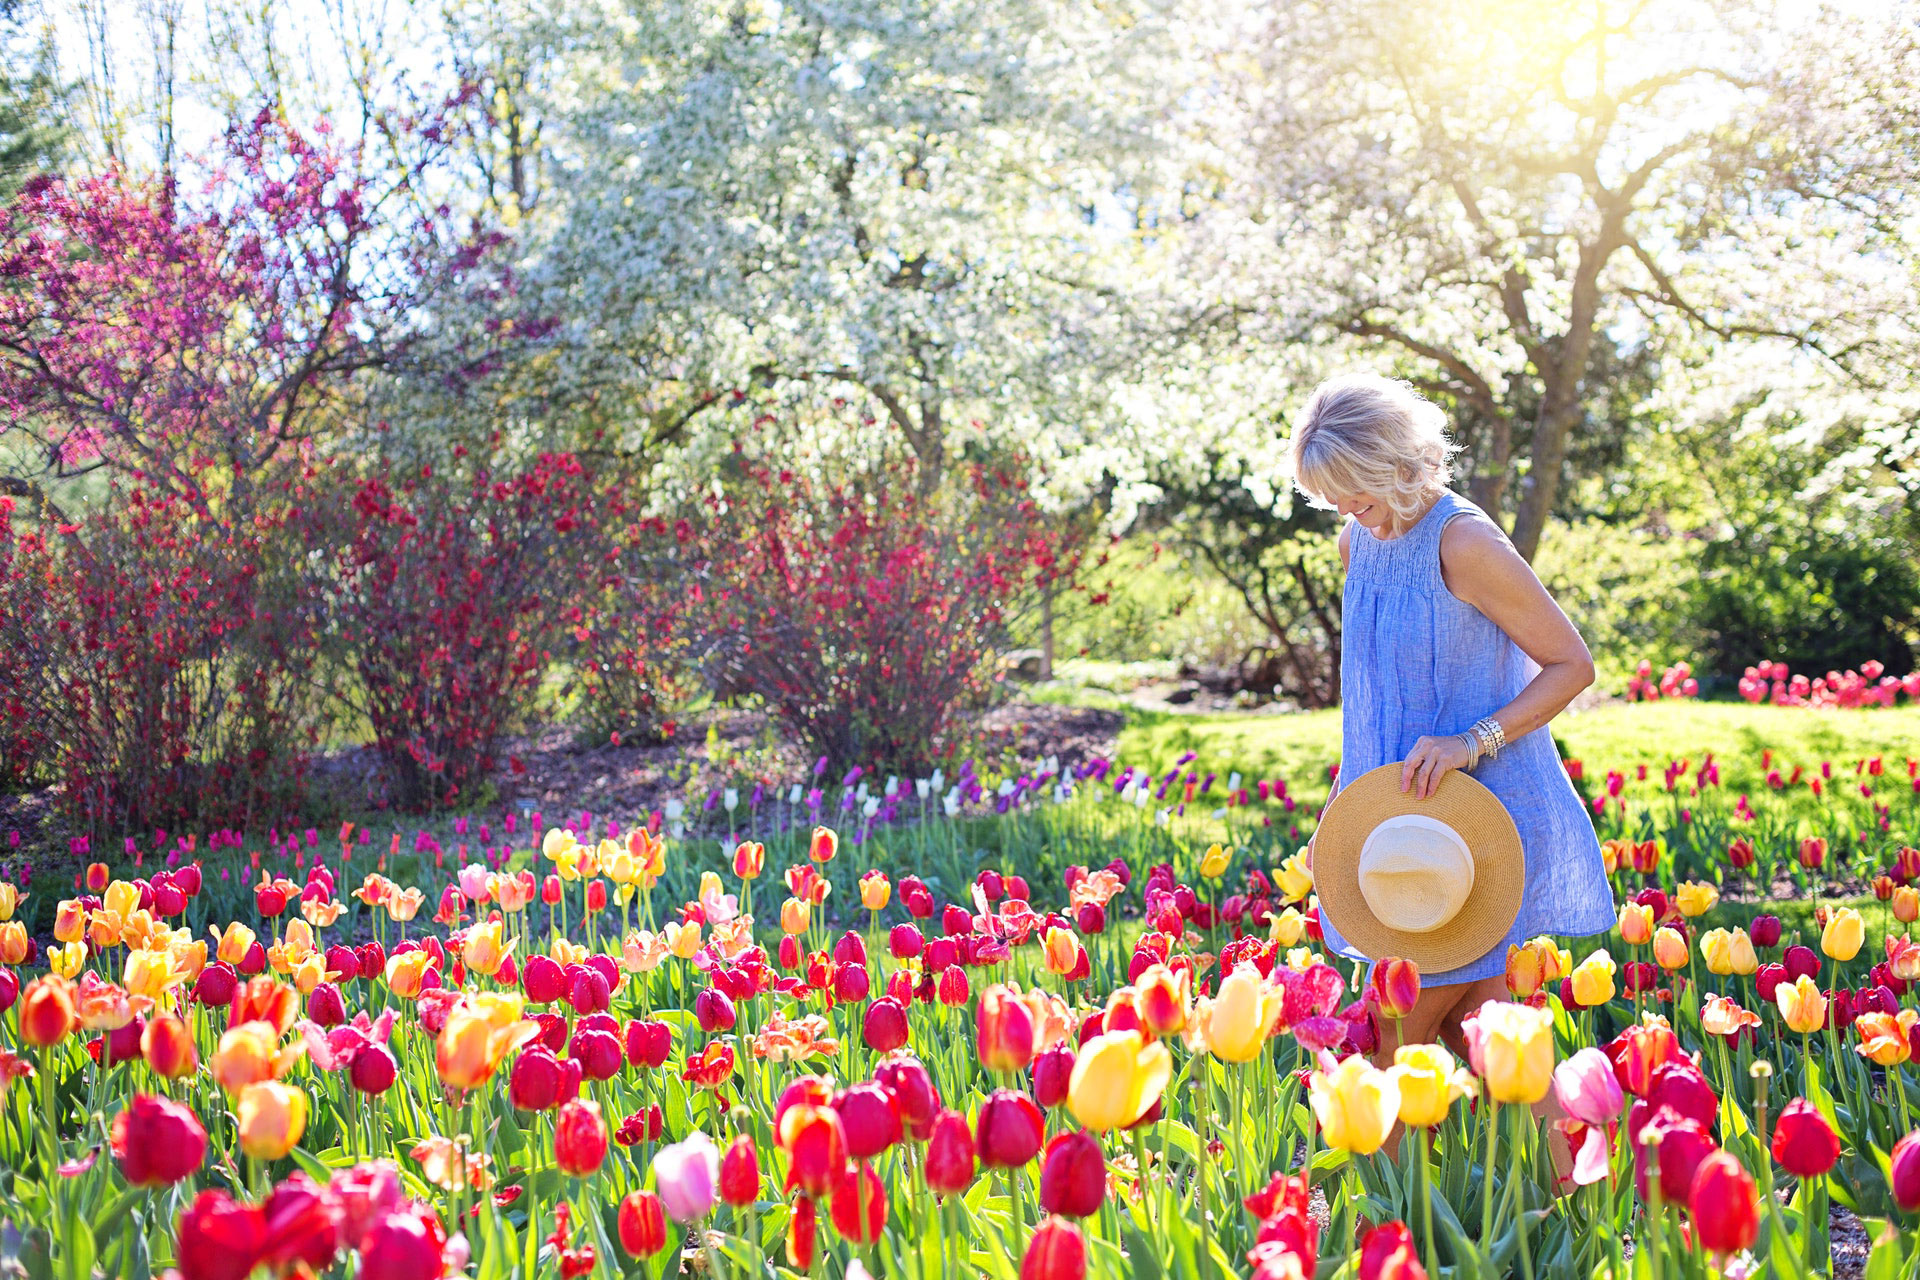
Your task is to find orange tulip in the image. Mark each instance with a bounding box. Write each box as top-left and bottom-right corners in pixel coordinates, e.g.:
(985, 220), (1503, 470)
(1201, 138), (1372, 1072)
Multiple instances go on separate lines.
(436, 994), (540, 1090)
(1134, 964), (1192, 1037)
(1618, 903), (1654, 946)
(230, 977), (299, 1034)
(142, 1013), (199, 1078)
(859, 871), (891, 912)
(236, 1081), (307, 1159)
(1856, 1011), (1919, 1066)
(385, 950), (435, 998)
(213, 1021), (303, 1093)
(19, 976), (77, 1047)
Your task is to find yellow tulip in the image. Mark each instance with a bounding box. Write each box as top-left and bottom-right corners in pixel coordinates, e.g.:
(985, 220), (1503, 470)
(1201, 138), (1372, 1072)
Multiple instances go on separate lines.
(1308, 1055), (1400, 1155)
(436, 994), (540, 1090)
(1273, 851), (1313, 901)
(0, 922), (25, 964)
(1821, 908), (1865, 962)
(104, 880), (139, 921)
(384, 949), (434, 999)
(1067, 1030), (1172, 1131)
(1895, 886), (1920, 924)
(0, 882), (21, 921)
(1269, 907), (1306, 947)
(1673, 881), (1719, 918)
(665, 920), (703, 960)
(236, 1081), (308, 1160)
(292, 953), (327, 995)
(386, 887), (425, 923)
(542, 828), (578, 859)
(1776, 975), (1828, 1034)
(1392, 1043), (1474, 1128)
(123, 948), (187, 1003)
(1652, 927), (1689, 971)
(781, 898), (811, 936)
(1618, 903), (1654, 946)
(1195, 964), (1282, 1063)
(49, 940), (87, 978)
(859, 871), (892, 911)
(549, 937), (587, 967)
(1472, 1001), (1556, 1104)
(212, 922), (257, 967)
(1569, 949), (1617, 1007)
(1199, 844), (1232, 880)
(462, 919), (515, 977)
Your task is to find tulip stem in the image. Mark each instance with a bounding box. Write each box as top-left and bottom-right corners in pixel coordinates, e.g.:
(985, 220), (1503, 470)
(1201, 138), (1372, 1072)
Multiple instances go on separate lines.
(1510, 1103), (1534, 1280)
(1479, 1099), (1499, 1258)
(1418, 1128), (1438, 1280)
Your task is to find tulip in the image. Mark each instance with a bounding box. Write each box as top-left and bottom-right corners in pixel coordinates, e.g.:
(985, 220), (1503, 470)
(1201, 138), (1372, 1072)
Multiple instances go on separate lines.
(1772, 1097), (1840, 1178)
(1551, 1046), (1624, 1128)
(719, 1133), (760, 1206)
(1890, 1131), (1920, 1211)
(214, 1022), (296, 1093)
(1798, 836), (1827, 869)
(1022, 1215), (1088, 1280)
(1856, 1010), (1919, 1065)
(835, 1081), (904, 1159)
(1359, 1220), (1420, 1280)
(925, 1108), (977, 1195)
(358, 1207), (446, 1280)
(257, 1173), (341, 1273)
(978, 984), (1040, 1072)
(1391, 1043), (1473, 1128)
(461, 920), (514, 977)
(1065, 1030), (1171, 1132)
(1504, 942), (1547, 999)
(862, 996), (909, 1053)
(1776, 975), (1829, 1034)
(1650, 927), (1688, 971)
(1199, 963), (1282, 1062)
(1199, 843), (1232, 879)
(1032, 1043), (1075, 1109)
(330, 1163), (404, 1244)
(618, 1191), (668, 1257)
(555, 1098), (609, 1176)
(626, 1018), (673, 1069)
(1822, 907), (1865, 962)
(809, 825), (838, 864)
(1784, 943), (1821, 981)
(785, 1193), (818, 1270)
(1133, 964), (1191, 1037)
(437, 994), (539, 1090)
(1749, 914), (1783, 948)
(141, 1013), (199, 1079)
(829, 1161), (887, 1243)
(1689, 1150), (1759, 1255)
(1038, 1130), (1106, 1218)
(1618, 902), (1654, 946)
(1896, 886), (1920, 924)
(350, 1043), (398, 1095)
(1465, 1000), (1555, 1105)
(1369, 958), (1420, 1020)
(112, 1093), (208, 1186)
(1308, 1055), (1399, 1155)
(778, 1102), (849, 1197)
(653, 1132), (720, 1221)
(176, 1190), (269, 1280)
(1634, 1111), (1715, 1203)
(19, 976), (76, 1047)
(977, 1089), (1046, 1167)
(859, 869), (891, 911)
(236, 1081), (308, 1160)
(1672, 880), (1717, 917)
(1569, 949), (1617, 1007)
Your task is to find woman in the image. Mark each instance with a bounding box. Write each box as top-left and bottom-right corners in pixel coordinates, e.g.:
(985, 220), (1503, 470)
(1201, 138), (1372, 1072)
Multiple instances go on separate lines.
(1290, 372), (1615, 1063)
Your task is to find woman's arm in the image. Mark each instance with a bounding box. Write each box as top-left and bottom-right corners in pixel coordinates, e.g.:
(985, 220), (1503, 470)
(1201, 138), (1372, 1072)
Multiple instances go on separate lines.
(1399, 517), (1595, 798)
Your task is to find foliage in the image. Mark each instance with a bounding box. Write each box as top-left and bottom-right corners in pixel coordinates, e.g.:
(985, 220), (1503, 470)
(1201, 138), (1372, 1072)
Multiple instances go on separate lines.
(685, 451), (1079, 772)
(319, 446), (607, 811)
(7, 480), (325, 833)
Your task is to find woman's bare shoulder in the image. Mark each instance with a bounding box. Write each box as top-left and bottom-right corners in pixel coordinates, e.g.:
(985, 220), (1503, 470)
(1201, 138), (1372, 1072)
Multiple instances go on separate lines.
(1338, 519), (1353, 569)
(1438, 506), (1532, 599)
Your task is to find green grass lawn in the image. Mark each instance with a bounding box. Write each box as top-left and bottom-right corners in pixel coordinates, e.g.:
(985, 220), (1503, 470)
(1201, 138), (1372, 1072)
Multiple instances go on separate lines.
(1113, 699), (1920, 797)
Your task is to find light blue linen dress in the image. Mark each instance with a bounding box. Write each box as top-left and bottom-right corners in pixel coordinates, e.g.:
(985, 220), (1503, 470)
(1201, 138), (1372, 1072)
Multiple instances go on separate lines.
(1319, 488), (1616, 985)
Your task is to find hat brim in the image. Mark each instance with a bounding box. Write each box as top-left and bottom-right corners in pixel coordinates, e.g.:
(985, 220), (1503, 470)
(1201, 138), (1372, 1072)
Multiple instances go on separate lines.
(1313, 762), (1525, 974)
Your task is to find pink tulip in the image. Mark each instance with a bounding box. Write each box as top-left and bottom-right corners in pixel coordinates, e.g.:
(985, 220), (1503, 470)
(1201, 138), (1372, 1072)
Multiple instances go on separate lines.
(652, 1133), (720, 1222)
(1553, 1047), (1625, 1126)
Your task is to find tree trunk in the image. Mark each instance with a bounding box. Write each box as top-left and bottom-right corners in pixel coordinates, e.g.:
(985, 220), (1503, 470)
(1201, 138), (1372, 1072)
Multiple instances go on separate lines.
(1039, 589), (1055, 680)
(1508, 396), (1581, 561)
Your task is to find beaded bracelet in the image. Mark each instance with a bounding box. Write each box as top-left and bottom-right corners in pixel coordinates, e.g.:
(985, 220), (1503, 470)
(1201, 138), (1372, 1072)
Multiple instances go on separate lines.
(1471, 715), (1507, 762)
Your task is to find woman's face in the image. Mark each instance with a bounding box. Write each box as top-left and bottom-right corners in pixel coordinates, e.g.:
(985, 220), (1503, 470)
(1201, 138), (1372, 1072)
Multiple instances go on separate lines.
(1328, 488), (1396, 537)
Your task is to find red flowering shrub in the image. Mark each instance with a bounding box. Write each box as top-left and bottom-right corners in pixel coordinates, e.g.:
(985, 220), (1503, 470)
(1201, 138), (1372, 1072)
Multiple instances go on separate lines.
(321, 448), (605, 810)
(0, 498), (52, 788)
(10, 484), (323, 831)
(686, 454), (1078, 771)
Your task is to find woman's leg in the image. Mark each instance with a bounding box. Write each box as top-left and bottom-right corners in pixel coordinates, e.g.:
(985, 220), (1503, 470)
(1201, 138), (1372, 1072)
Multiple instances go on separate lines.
(1370, 974), (1508, 1159)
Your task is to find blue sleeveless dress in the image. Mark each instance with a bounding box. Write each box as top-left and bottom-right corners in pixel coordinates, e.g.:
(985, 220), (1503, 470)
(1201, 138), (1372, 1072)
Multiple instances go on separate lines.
(1320, 488), (1616, 985)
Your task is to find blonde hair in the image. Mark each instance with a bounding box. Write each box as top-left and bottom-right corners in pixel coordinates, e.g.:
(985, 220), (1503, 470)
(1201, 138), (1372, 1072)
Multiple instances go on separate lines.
(1288, 373), (1461, 525)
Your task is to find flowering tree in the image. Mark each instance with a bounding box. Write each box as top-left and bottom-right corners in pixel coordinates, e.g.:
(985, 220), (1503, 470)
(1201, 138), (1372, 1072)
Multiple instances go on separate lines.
(1184, 0), (1920, 560)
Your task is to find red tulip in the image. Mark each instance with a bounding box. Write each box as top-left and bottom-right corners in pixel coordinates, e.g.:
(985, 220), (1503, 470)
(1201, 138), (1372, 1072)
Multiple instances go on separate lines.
(112, 1094), (207, 1186)
(719, 1134), (761, 1206)
(777, 1102), (848, 1197)
(976, 1089), (1046, 1168)
(890, 924), (924, 959)
(873, 1054), (941, 1141)
(695, 988), (736, 1033)
(306, 982), (347, 1028)
(586, 880), (608, 911)
(1032, 1044), (1075, 1109)
(357, 1206), (448, 1280)
(571, 1026), (624, 1081)
(1784, 944), (1821, 982)
(785, 1193), (818, 1270)
(829, 1162), (886, 1243)
(1633, 1110), (1715, 1203)
(1749, 915), (1783, 948)
(1689, 1150), (1759, 1255)
(1021, 1215), (1088, 1280)
(142, 1013), (198, 1079)
(542, 874), (562, 904)
(522, 954), (565, 1004)
(510, 1046), (568, 1111)
(192, 962), (238, 1007)
(1358, 1220), (1424, 1280)
(176, 1188), (267, 1280)
(1038, 1130), (1105, 1218)
(862, 996), (909, 1052)
(1891, 1130), (1920, 1211)
(350, 1043), (398, 1095)
(834, 1081), (903, 1159)
(617, 1192), (668, 1257)
(1772, 1099), (1840, 1178)
(626, 1018), (673, 1068)
(259, 1173), (342, 1273)
(1755, 963), (1789, 1003)
(1368, 959), (1420, 1020)
(924, 1108), (977, 1195)
(1606, 1021), (1681, 1096)
(567, 966), (611, 1015)
(978, 987), (1038, 1072)
(938, 966), (970, 1005)
(554, 1099), (609, 1176)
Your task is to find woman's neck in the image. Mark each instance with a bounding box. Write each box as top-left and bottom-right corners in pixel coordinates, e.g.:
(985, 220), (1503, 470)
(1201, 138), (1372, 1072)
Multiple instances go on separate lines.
(1383, 489), (1443, 540)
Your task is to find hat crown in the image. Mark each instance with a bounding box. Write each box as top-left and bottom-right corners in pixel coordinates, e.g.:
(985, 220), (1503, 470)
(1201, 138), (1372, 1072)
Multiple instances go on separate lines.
(1356, 814), (1475, 934)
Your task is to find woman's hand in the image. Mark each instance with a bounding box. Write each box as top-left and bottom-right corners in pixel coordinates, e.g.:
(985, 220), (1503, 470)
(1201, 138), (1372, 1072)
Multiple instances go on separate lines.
(1401, 735), (1471, 799)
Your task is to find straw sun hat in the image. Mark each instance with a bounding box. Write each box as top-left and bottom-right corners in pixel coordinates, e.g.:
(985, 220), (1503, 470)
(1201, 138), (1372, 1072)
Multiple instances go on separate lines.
(1313, 762), (1525, 973)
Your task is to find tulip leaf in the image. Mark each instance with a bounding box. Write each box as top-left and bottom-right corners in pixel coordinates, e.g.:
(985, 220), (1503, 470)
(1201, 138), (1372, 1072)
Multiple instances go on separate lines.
(1863, 1216), (1908, 1280)
(88, 1187), (144, 1239)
